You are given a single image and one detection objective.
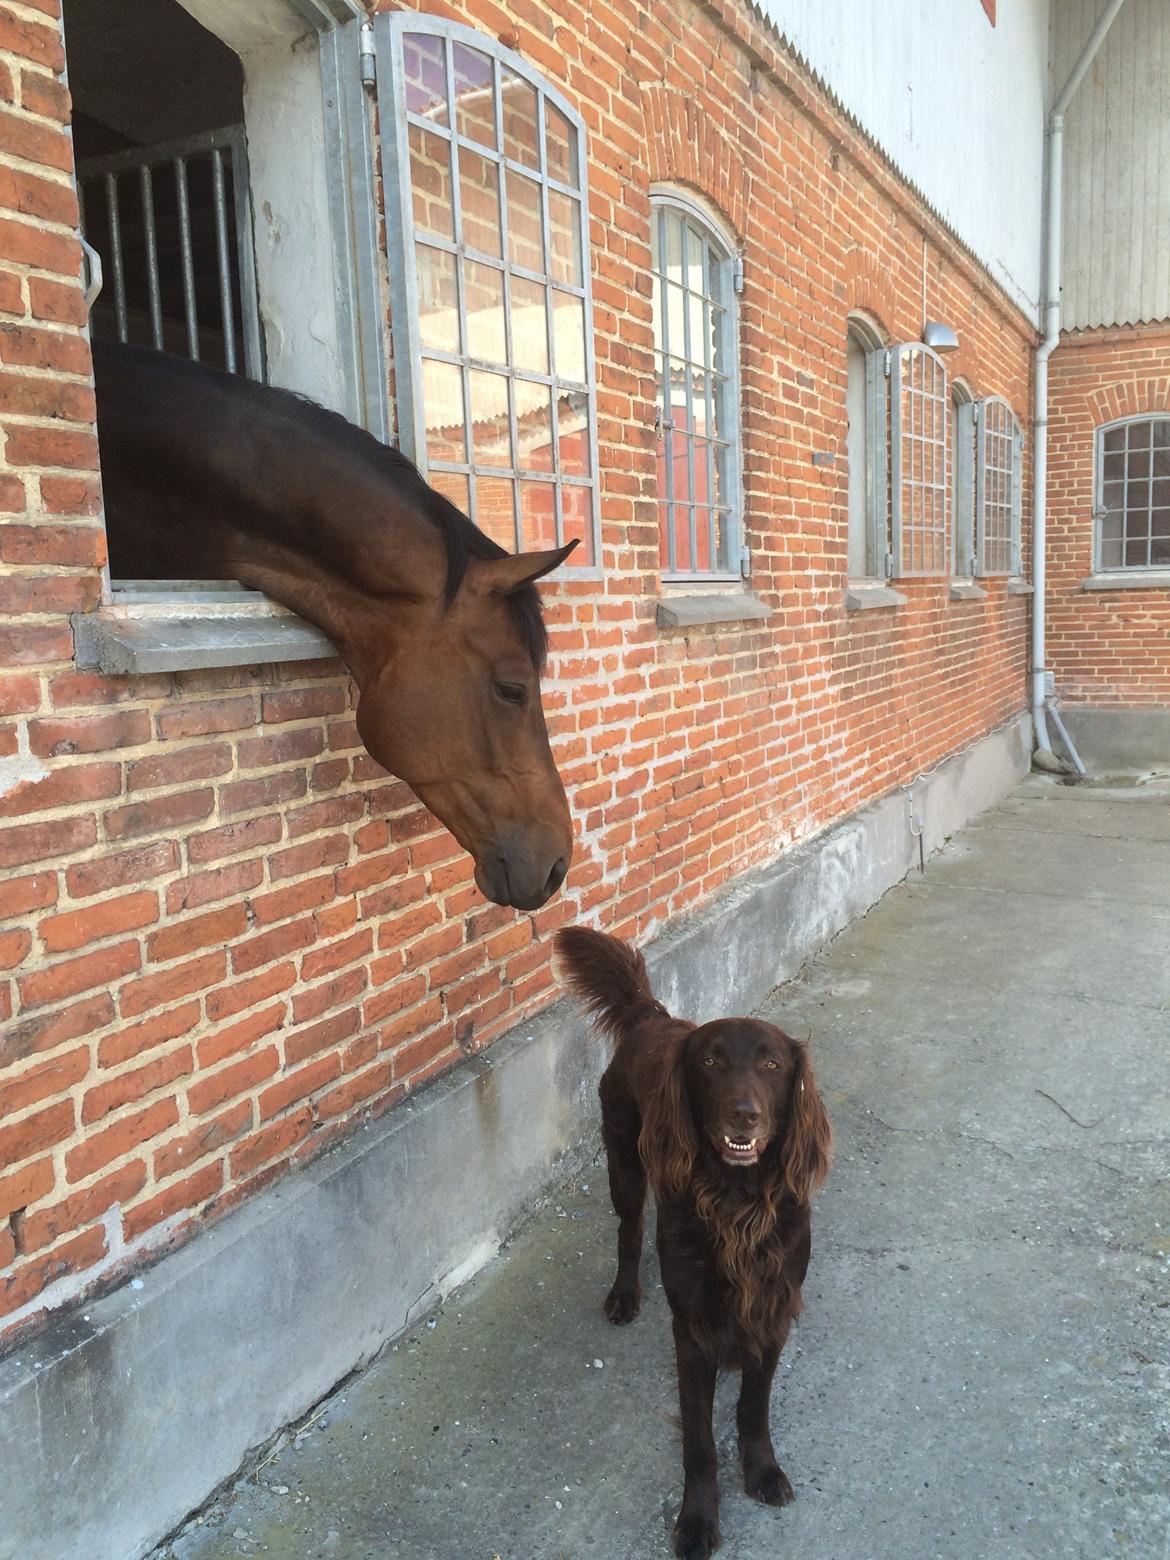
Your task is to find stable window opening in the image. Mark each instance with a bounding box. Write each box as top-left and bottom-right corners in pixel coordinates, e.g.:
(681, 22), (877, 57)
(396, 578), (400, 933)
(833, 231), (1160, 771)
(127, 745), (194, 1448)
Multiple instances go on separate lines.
(1095, 416), (1170, 571)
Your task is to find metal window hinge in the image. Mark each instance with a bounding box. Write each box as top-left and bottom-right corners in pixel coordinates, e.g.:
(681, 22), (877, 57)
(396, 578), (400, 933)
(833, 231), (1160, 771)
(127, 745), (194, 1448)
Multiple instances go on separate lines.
(359, 21), (376, 88)
(883, 350), (892, 377)
(884, 550), (895, 579)
(733, 256), (744, 294)
(740, 544), (751, 578)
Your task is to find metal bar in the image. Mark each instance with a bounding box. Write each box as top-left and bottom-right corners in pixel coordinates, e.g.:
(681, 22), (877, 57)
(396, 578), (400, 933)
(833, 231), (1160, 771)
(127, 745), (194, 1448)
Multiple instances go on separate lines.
(211, 149), (238, 374)
(139, 164), (163, 350)
(103, 174), (128, 341)
(173, 157), (199, 360)
(229, 129), (264, 381)
(78, 124), (244, 180)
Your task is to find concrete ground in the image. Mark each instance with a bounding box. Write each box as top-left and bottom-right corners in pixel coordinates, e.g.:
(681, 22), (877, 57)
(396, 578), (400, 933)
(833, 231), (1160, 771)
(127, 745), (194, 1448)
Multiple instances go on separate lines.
(163, 778), (1170, 1560)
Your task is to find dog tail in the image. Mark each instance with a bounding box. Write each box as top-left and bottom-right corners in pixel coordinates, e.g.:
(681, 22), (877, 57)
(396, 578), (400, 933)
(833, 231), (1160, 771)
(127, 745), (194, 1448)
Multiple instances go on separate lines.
(554, 926), (662, 1042)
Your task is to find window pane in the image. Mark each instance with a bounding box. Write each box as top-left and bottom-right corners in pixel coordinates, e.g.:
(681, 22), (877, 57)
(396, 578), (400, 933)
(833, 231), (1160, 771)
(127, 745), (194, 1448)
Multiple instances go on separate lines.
(506, 169), (544, 273)
(545, 102), (577, 186)
(518, 479), (556, 550)
(1102, 425), (1126, 453)
(1152, 420), (1170, 447)
(1128, 420), (1151, 449)
(663, 211), (684, 288)
(404, 33), (448, 125)
(548, 191), (582, 286)
(666, 283), (685, 363)
(469, 369), (510, 468)
(1125, 537), (1148, 567)
(409, 126), (453, 242)
(552, 290), (586, 384)
(561, 484), (593, 564)
(464, 260), (506, 364)
(1100, 536), (1123, 569)
(453, 43), (496, 149)
(1152, 535), (1170, 565)
(422, 358), (465, 463)
(458, 147), (501, 258)
(515, 380), (553, 472)
(556, 389), (590, 476)
(474, 474), (516, 549)
(430, 469), (468, 515)
(510, 275), (549, 373)
(417, 245), (459, 353)
(501, 69), (539, 168)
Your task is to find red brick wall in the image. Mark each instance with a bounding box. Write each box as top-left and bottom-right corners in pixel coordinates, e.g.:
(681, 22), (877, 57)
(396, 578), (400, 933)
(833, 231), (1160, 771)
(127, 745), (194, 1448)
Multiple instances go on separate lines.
(1047, 324), (1170, 705)
(0, 0), (1034, 1343)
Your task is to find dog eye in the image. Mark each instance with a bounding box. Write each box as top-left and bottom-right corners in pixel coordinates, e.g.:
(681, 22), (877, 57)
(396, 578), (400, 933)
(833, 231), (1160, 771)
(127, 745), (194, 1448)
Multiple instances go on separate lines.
(701, 1056), (717, 1068)
(493, 681), (527, 707)
(762, 1059), (780, 1070)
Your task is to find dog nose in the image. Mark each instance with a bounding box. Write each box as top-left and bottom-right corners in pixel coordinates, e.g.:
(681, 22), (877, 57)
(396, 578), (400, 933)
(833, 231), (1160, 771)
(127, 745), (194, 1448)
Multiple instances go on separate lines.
(730, 1101), (761, 1130)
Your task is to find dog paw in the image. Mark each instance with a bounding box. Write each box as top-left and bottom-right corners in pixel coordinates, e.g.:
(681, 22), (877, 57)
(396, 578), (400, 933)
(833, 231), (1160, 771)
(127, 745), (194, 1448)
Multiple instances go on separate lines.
(603, 1283), (641, 1324)
(743, 1460), (794, 1507)
(672, 1510), (720, 1559)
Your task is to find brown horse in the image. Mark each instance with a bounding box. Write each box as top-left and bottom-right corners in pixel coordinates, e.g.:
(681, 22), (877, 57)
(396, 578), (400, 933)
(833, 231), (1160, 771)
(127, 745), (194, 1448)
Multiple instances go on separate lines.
(92, 343), (575, 910)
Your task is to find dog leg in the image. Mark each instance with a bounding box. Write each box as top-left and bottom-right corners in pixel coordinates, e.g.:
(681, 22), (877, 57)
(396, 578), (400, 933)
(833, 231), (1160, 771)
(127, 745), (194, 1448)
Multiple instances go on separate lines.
(600, 1070), (645, 1324)
(671, 1322), (720, 1560)
(737, 1342), (794, 1506)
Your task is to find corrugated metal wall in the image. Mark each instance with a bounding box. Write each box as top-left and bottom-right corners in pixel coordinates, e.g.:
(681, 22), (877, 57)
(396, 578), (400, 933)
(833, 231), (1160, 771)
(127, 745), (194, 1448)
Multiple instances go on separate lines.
(1056, 0), (1170, 329)
(755, 0), (1049, 323)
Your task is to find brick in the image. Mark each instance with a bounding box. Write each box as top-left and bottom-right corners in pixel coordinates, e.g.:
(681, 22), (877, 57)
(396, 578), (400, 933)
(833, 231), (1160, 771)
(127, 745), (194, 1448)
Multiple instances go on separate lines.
(292, 966), (368, 1024)
(0, 869), (56, 921)
(0, 993), (112, 1067)
(97, 999), (201, 1070)
(0, 762), (124, 823)
(15, 1162), (145, 1256)
(121, 1162), (223, 1244)
(19, 68), (70, 123)
(0, 813), (96, 871)
(314, 1060), (397, 1123)
(284, 1006), (360, 1068)
(0, 165), (75, 225)
(0, 571), (99, 615)
(165, 858), (264, 914)
(0, 1099), (73, 1168)
(0, 1044), (87, 1118)
(0, 1157), (54, 1220)
(147, 904), (248, 964)
(0, 671), (37, 715)
(39, 890), (158, 954)
(258, 1055), (342, 1120)
(205, 961), (295, 1023)
(3, 422), (97, 470)
(187, 1046), (279, 1117)
(82, 1047), (192, 1126)
(268, 834), (350, 881)
(0, 622), (73, 666)
(66, 839), (180, 897)
(28, 709), (149, 759)
(260, 686), (346, 723)
(186, 813), (282, 864)
(27, 274), (87, 327)
(237, 727), (323, 769)
(195, 1002), (286, 1070)
(118, 951), (226, 1020)
(103, 788), (216, 842)
(250, 874), (335, 927)
(126, 742), (233, 792)
(38, 475), (103, 516)
(0, 9), (65, 71)
(218, 768), (306, 816)
(229, 1107), (314, 1179)
(300, 928), (373, 983)
(0, 1227), (107, 1322)
(17, 938), (139, 1010)
(155, 1100), (252, 1183)
(0, 924), (30, 969)
(286, 793), (365, 839)
(65, 1098), (179, 1184)
(0, 521), (104, 571)
(155, 697), (258, 740)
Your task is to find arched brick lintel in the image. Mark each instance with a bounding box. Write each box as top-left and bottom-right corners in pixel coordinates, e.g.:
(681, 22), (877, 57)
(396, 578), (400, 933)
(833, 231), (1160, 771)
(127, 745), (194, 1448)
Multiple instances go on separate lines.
(640, 84), (750, 244)
(1088, 378), (1170, 427)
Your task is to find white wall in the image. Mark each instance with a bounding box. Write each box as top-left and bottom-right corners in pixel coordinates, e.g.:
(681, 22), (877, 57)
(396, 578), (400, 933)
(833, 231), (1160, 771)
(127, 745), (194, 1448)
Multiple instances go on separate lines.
(756, 0), (1050, 322)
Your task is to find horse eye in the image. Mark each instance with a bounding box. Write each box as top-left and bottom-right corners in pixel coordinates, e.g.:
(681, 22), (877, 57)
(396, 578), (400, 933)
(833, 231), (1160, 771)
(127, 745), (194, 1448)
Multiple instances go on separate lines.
(494, 681), (527, 707)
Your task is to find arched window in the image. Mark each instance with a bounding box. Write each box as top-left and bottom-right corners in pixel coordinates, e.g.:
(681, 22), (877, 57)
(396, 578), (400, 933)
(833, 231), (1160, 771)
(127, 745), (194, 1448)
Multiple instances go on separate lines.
(650, 190), (742, 579)
(846, 315), (887, 580)
(975, 397), (1022, 576)
(1095, 416), (1170, 571)
(376, 14), (599, 566)
(951, 381), (976, 578)
(889, 343), (949, 576)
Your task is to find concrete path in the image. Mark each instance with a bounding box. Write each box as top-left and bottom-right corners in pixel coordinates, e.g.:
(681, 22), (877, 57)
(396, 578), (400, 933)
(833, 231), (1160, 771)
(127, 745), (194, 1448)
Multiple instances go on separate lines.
(165, 780), (1170, 1560)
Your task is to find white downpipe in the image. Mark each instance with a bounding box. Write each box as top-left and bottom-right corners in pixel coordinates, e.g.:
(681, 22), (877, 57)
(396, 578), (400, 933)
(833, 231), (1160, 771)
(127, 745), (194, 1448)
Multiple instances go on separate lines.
(1033, 0), (1128, 761)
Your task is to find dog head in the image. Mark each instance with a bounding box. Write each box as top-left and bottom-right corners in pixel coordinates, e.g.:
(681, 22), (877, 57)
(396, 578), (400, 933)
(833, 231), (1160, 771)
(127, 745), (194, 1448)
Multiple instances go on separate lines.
(640, 1018), (832, 1205)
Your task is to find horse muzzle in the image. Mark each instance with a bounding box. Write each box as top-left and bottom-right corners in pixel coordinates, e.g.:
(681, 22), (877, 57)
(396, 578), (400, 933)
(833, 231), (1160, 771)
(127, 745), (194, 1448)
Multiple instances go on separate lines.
(475, 831), (570, 910)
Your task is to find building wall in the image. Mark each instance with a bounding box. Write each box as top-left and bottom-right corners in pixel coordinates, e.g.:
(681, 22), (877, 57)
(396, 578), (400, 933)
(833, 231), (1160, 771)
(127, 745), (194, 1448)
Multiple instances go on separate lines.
(1047, 324), (1170, 705)
(0, 0), (1033, 1344)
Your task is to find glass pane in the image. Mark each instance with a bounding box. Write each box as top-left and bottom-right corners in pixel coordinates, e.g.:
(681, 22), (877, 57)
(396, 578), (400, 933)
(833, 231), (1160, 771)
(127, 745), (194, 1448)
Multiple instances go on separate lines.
(474, 475), (516, 549)
(506, 168), (544, 273)
(429, 469), (468, 515)
(1126, 480), (1148, 510)
(1151, 508), (1170, 535)
(464, 259), (506, 365)
(409, 125), (453, 242)
(712, 374), (732, 442)
(545, 102), (577, 186)
(1152, 479), (1170, 509)
(690, 436), (710, 505)
(403, 33), (448, 126)
(1153, 448), (1170, 478)
(458, 147), (501, 258)
(501, 69), (539, 169)
(674, 505), (694, 571)
(713, 509), (733, 573)
(1127, 448), (1149, 479)
(666, 282), (685, 363)
(452, 43), (496, 149)
(514, 380), (553, 472)
(1152, 536), (1170, 565)
(657, 501), (671, 570)
(1102, 425), (1126, 453)
(469, 369), (510, 468)
(422, 358), (466, 464)
(690, 369), (711, 438)
(561, 484), (593, 565)
(510, 275), (549, 373)
(650, 277), (663, 355)
(417, 245), (459, 353)
(714, 441), (733, 513)
(687, 290), (707, 368)
(1128, 420), (1151, 449)
(1152, 420), (1170, 447)
(1100, 512), (1123, 542)
(667, 357), (687, 429)
(552, 290), (586, 384)
(555, 389), (590, 476)
(518, 479), (557, 550)
(1125, 537), (1148, 567)
(1099, 536), (1123, 569)
(1102, 480), (1124, 510)
(1102, 452), (1125, 482)
(663, 212), (684, 289)
(547, 191), (582, 286)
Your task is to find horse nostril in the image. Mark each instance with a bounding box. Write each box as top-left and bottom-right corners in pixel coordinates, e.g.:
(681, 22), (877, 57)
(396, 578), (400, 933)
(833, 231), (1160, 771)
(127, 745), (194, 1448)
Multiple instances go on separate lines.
(543, 856), (568, 897)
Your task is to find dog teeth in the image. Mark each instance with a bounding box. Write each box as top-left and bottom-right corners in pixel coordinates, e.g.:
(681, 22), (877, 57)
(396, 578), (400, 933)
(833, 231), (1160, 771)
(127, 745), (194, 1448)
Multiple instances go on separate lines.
(724, 1136), (755, 1151)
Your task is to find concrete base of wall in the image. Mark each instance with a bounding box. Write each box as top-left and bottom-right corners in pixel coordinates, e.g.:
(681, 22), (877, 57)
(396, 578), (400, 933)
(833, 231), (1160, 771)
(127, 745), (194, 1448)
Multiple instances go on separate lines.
(0, 711), (1030, 1560)
(1057, 706), (1170, 770)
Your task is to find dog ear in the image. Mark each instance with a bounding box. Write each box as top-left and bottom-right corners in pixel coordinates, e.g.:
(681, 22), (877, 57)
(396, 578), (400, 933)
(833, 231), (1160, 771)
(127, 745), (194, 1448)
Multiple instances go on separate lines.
(780, 1045), (832, 1205)
(638, 1043), (698, 1199)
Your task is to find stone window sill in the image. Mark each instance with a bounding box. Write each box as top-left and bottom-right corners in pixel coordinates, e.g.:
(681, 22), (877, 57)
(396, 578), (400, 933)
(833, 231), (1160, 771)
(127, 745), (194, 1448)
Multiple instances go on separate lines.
(656, 592), (771, 629)
(72, 583), (338, 674)
(844, 582), (907, 612)
(949, 581), (987, 601)
(1082, 570), (1170, 592)
(1006, 579), (1033, 595)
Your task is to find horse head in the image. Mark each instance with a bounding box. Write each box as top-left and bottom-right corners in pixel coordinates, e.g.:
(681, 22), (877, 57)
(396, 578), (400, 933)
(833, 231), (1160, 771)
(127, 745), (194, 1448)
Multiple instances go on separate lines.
(354, 542), (576, 912)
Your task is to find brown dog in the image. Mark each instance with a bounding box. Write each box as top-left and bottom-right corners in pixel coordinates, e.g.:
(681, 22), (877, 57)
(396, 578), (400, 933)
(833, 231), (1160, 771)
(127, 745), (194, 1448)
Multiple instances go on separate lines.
(556, 926), (832, 1560)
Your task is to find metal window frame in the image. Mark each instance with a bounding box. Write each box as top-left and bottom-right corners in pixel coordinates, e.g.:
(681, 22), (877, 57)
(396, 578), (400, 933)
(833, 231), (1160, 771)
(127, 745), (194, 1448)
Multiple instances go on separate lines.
(889, 341), (950, 578)
(974, 395), (1019, 577)
(375, 11), (601, 573)
(951, 387), (976, 578)
(650, 187), (744, 584)
(1093, 414), (1170, 573)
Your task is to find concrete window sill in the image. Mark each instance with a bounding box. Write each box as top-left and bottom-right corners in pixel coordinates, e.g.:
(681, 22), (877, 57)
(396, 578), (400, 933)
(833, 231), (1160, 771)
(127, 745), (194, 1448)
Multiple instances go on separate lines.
(656, 592), (771, 629)
(844, 583), (907, 612)
(949, 581), (987, 601)
(1006, 579), (1034, 595)
(72, 584), (338, 674)
(1081, 570), (1170, 592)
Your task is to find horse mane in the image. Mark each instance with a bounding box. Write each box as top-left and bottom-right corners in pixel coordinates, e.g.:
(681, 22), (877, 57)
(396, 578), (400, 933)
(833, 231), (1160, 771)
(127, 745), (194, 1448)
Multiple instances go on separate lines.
(112, 346), (550, 670)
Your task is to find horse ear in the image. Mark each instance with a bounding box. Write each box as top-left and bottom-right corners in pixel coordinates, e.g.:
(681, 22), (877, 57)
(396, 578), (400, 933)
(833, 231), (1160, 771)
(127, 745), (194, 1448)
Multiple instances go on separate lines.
(474, 540), (579, 595)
